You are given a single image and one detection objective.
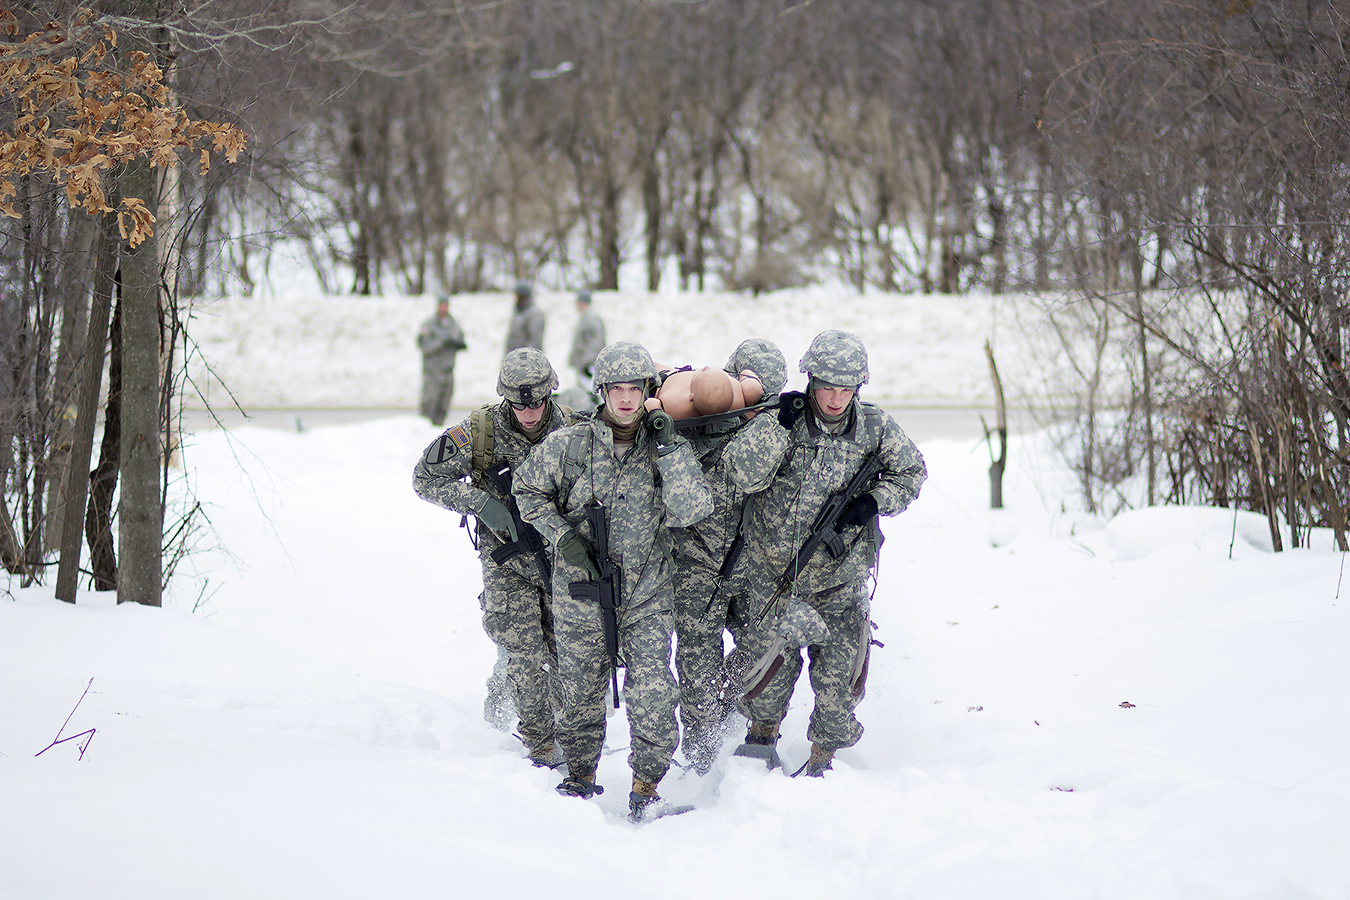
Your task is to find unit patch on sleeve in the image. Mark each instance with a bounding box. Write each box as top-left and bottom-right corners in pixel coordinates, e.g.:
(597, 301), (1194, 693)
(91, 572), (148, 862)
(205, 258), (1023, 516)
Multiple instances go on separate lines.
(448, 425), (471, 451)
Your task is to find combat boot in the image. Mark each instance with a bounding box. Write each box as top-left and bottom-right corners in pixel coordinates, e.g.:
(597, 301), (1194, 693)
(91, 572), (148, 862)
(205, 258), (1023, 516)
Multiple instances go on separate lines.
(793, 743), (834, 778)
(627, 777), (662, 823)
(556, 770), (604, 799)
(731, 720), (783, 770)
(527, 741), (566, 770)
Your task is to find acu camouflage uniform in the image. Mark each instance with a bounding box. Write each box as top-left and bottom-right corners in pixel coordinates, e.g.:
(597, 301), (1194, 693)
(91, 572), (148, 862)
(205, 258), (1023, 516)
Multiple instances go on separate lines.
(513, 343), (714, 788)
(567, 294), (606, 378)
(416, 304), (468, 426)
(722, 331), (926, 755)
(669, 339), (787, 771)
(412, 351), (574, 761)
(505, 282), (545, 353)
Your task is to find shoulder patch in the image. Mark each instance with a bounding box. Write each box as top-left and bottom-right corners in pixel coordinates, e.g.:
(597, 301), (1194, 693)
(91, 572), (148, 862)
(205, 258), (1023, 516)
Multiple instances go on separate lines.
(448, 425), (471, 451)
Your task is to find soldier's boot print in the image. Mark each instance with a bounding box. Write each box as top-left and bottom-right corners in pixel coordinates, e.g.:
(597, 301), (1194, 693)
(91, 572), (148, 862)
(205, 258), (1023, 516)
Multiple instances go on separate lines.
(556, 770), (604, 799)
(732, 719), (783, 770)
(793, 743), (835, 778)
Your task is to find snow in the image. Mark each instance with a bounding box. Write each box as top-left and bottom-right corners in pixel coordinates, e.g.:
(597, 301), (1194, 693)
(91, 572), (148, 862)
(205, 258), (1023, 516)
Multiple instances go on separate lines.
(5, 289), (1350, 899)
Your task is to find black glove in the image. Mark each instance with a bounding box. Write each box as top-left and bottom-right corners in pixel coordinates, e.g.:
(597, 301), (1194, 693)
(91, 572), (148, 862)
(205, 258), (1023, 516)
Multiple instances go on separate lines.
(839, 492), (879, 528)
(777, 391), (808, 430)
(557, 529), (600, 579)
(647, 408), (676, 447)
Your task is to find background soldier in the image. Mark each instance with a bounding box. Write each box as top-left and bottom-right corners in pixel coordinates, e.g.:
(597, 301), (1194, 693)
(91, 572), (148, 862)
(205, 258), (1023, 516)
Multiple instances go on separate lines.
(669, 338), (787, 774)
(513, 341), (713, 821)
(412, 348), (574, 768)
(567, 290), (606, 386)
(416, 294), (467, 426)
(721, 330), (927, 776)
(504, 280), (545, 353)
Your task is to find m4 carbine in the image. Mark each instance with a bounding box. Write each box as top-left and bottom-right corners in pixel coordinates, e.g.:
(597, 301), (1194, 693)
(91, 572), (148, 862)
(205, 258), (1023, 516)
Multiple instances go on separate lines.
(762, 448), (885, 618)
(567, 502), (623, 709)
(484, 463), (552, 582)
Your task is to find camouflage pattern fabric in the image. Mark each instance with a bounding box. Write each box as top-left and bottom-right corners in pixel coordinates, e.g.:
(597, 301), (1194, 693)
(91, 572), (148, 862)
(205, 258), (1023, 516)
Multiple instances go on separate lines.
(592, 340), (659, 386)
(417, 313), (467, 425)
(497, 348), (558, 404)
(797, 329), (869, 386)
(568, 308), (607, 373)
(721, 397), (926, 752)
(737, 582), (873, 751)
(505, 300), (546, 353)
(671, 339), (787, 764)
(552, 605), (678, 784)
(412, 399), (575, 756)
(513, 410), (713, 783)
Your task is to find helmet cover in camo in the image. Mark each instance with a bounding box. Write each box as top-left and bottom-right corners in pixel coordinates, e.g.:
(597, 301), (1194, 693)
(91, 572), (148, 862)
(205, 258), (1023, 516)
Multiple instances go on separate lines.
(514, 280), (533, 298)
(593, 341), (658, 388)
(799, 330), (869, 386)
(497, 348), (559, 404)
(724, 338), (787, 395)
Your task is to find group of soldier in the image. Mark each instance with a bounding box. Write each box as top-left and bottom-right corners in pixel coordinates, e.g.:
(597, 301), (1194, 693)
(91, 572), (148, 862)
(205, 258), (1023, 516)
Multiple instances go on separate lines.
(412, 291), (927, 823)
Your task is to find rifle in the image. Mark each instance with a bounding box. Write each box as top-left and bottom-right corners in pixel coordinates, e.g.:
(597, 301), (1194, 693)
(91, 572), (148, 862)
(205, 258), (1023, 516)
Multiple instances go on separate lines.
(567, 502), (623, 709)
(483, 463), (552, 583)
(761, 448), (885, 621)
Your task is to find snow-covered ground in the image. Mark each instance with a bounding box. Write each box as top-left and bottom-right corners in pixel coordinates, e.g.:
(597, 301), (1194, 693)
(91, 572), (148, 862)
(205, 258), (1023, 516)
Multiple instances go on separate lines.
(4, 288), (1350, 899)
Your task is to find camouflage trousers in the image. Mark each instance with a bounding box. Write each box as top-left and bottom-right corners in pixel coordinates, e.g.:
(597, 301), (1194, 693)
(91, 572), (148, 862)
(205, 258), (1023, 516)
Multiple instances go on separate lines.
(480, 559), (558, 756)
(673, 559), (734, 733)
(419, 367), (456, 426)
(736, 582), (871, 752)
(554, 605), (678, 786)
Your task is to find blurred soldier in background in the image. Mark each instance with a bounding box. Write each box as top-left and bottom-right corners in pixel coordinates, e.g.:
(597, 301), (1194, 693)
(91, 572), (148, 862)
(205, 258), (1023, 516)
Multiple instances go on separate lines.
(721, 330), (927, 776)
(667, 339), (787, 774)
(567, 290), (606, 386)
(412, 348), (577, 768)
(416, 294), (467, 426)
(513, 341), (713, 822)
(504, 280), (545, 354)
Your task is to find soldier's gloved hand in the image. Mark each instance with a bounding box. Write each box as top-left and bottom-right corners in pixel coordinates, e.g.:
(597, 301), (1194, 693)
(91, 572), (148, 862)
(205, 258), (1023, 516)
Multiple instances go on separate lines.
(557, 529), (601, 580)
(474, 497), (519, 543)
(647, 409), (677, 451)
(839, 492), (879, 528)
(778, 597), (828, 648)
(777, 391), (809, 430)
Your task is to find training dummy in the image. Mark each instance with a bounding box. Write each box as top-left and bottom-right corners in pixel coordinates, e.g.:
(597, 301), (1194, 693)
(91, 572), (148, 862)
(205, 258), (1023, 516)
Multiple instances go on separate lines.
(644, 366), (766, 421)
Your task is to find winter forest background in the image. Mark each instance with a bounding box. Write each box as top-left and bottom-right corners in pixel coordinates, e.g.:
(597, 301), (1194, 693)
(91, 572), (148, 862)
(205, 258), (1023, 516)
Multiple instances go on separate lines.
(6, 3), (1350, 896)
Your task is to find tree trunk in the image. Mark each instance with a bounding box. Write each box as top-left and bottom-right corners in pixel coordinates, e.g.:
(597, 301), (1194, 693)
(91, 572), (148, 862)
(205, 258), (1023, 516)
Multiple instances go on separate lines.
(87, 286), (122, 593)
(54, 213), (117, 602)
(117, 155), (162, 606)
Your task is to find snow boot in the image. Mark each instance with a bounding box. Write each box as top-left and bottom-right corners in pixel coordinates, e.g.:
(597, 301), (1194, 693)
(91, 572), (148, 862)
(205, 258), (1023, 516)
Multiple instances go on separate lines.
(792, 743), (834, 778)
(556, 771), (604, 799)
(731, 720), (783, 771)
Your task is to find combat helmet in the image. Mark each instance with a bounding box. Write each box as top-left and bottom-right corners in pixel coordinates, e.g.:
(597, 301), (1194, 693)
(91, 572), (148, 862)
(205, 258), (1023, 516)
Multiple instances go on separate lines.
(497, 348), (558, 405)
(592, 341), (658, 392)
(725, 338), (787, 395)
(799, 330), (869, 387)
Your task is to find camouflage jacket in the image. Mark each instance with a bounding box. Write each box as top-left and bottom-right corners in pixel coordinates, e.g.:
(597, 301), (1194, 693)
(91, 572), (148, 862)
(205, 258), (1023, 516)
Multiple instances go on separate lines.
(723, 400), (927, 605)
(567, 309), (606, 371)
(512, 413), (714, 623)
(412, 400), (575, 581)
(417, 314), (467, 373)
(505, 301), (545, 353)
(670, 420), (753, 573)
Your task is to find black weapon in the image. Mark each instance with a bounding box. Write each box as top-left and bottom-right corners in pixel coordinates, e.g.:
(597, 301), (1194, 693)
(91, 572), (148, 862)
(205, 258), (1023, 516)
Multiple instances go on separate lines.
(762, 449), (885, 619)
(484, 463), (551, 583)
(567, 502), (623, 708)
(671, 397), (785, 433)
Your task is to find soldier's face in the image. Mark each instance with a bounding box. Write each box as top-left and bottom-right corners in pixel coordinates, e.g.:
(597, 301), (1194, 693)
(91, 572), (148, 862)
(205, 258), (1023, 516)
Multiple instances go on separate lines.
(512, 402), (547, 429)
(814, 385), (855, 417)
(606, 383), (644, 422)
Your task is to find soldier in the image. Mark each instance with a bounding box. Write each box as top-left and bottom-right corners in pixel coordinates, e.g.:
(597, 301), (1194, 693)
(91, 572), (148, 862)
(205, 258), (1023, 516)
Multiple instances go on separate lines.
(416, 294), (468, 426)
(721, 330), (927, 776)
(513, 341), (713, 821)
(567, 290), (606, 386)
(667, 339), (787, 774)
(504, 280), (545, 354)
(412, 348), (576, 767)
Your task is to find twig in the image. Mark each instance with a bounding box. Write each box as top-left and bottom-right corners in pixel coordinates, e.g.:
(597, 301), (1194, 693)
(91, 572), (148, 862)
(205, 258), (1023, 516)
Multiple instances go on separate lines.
(35, 678), (97, 760)
(1337, 552), (1345, 601)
